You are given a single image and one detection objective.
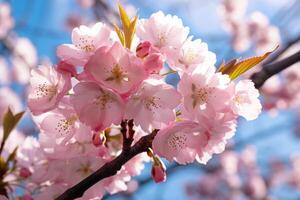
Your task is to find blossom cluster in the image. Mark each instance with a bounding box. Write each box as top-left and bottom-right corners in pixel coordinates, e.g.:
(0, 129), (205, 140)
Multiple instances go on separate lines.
(219, 0), (281, 53)
(18, 8), (262, 199)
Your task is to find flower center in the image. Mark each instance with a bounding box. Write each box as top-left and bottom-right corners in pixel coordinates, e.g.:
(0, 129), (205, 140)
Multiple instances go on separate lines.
(35, 82), (57, 99)
(183, 49), (198, 64)
(191, 84), (212, 108)
(157, 32), (167, 47)
(55, 115), (77, 136)
(77, 162), (93, 176)
(167, 132), (188, 151)
(76, 37), (95, 52)
(105, 64), (129, 84)
(94, 93), (113, 109)
(143, 96), (161, 111)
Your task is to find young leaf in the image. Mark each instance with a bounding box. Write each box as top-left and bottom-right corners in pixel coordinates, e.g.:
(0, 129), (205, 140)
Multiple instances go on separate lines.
(113, 24), (125, 46)
(0, 108), (25, 154)
(218, 47), (278, 80)
(116, 3), (138, 49)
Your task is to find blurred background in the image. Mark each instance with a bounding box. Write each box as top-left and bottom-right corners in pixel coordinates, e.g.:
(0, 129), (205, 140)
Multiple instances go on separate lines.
(1, 0), (300, 199)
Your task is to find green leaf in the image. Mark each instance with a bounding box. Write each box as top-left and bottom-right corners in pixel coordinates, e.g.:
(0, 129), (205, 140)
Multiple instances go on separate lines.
(6, 147), (17, 163)
(1, 108), (24, 154)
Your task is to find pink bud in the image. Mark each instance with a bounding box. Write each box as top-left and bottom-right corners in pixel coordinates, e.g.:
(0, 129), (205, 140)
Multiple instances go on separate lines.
(144, 53), (164, 74)
(151, 157), (166, 183)
(136, 41), (151, 58)
(56, 61), (77, 77)
(20, 167), (31, 178)
(21, 194), (33, 200)
(92, 132), (105, 147)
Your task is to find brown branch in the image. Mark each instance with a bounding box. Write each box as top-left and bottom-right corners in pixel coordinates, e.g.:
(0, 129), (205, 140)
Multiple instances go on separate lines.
(263, 35), (300, 65)
(55, 129), (158, 200)
(251, 50), (300, 89)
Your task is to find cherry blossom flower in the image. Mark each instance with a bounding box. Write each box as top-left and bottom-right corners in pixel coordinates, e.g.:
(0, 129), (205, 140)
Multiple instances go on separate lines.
(70, 82), (125, 131)
(125, 78), (181, 131)
(168, 38), (216, 73)
(153, 121), (208, 164)
(230, 79), (262, 120)
(38, 99), (91, 145)
(137, 11), (189, 58)
(196, 109), (237, 164)
(178, 69), (231, 120)
(28, 65), (71, 115)
(85, 42), (147, 96)
(57, 22), (112, 66)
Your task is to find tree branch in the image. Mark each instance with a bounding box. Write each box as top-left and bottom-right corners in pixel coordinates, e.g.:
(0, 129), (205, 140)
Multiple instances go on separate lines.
(251, 50), (300, 89)
(55, 129), (158, 200)
(263, 35), (300, 65)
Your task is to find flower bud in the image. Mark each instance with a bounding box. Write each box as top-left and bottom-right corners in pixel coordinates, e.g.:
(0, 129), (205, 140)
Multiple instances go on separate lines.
(144, 53), (164, 74)
(136, 41), (151, 58)
(20, 167), (32, 178)
(151, 156), (166, 183)
(56, 61), (77, 77)
(92, 132), (106, 147)
(21, 194), (33, 200)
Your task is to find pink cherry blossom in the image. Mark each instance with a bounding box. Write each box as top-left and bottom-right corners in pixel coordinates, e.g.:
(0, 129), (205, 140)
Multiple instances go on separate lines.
(196, 109), (237, 164)
(219, 0), (248, 23)
(125, 78), (181, 131)
(70, 82), (125, 131)
(28, 64), (71, 115)
(178, 69), (231, 120)
(137, 11), (189, 57)
(143, 53), (164, 74)
(168, 38), (216, 73)
(57, 22), (112, 66)
(38, 100), (91, 145)
(152, 121), (208, 164)
(230, 79), (262, 120)
(77, 0), (95, 8)
(85, 42), (147, 95)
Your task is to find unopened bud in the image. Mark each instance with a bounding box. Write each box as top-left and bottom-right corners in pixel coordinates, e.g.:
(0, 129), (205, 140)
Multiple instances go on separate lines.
(22, 194), (33, 200)
(21, 194), (33, 200)
(20, 167), (31, 178)
(92, 132), (106, 147)
(136, 41), (151, 58)
(56, 61), (77, 77)
(151, 155), (166, 183)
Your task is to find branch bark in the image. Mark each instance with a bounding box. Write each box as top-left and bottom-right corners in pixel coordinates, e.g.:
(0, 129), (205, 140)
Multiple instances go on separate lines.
(263, 35), (300, 65)
(251, 50), (300, 89)
(55, 129), (158, 200)
(56, 49), (300, 200)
